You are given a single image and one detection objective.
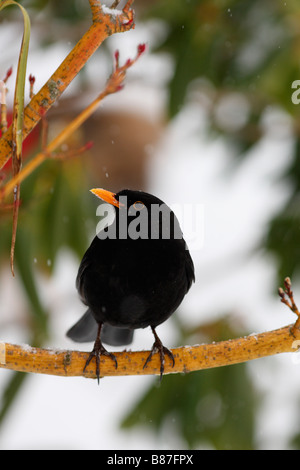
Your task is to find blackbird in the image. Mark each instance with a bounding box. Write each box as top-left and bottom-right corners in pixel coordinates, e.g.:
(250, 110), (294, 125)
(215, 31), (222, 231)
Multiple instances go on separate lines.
(67, 188), (195, 381)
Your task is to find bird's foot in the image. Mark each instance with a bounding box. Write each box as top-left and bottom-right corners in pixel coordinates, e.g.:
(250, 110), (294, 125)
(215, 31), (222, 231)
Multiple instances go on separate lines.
(83, 329), (117, 384)
(143, 326), (175, 381)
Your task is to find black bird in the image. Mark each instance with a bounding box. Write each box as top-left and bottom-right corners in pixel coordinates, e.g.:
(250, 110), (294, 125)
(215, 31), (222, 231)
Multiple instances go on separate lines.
(67, 188), (195, 381)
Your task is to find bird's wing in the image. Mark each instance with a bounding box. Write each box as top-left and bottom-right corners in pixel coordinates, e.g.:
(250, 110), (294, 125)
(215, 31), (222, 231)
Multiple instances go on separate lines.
(185, 248), (195, 292)
(76, 249), (92, 305)
(75, 236), (113, 305)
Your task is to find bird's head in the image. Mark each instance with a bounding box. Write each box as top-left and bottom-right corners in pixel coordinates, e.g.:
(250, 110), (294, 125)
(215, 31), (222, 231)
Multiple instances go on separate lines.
(90, 188), (164, 210)
(90, 188), (183, 241)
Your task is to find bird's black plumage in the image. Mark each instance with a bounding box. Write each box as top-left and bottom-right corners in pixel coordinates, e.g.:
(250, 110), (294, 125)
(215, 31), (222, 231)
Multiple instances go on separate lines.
(67, 189), (195, 381)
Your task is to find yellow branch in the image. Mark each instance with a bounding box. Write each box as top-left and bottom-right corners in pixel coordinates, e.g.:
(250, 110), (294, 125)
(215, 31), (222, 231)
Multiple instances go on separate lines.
(0, 0), (135, 170)
(1, 323), (299, 380)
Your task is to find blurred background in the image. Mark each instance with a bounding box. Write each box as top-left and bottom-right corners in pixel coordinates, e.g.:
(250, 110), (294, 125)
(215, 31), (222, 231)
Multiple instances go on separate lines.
(1, 0), (300, 450)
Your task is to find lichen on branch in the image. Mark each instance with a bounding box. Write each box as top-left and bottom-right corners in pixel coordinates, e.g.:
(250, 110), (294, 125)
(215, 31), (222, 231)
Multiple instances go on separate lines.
(0, 322), (299, 380)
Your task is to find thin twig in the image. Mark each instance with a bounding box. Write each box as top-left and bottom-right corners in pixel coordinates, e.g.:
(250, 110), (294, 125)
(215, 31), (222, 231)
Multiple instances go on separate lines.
(0, 67), (12, 135)
(278, 277), (300, 336)
(111, 0), (122, 8)
(0, 0), (135, 170)
(1, 44), (146, 199)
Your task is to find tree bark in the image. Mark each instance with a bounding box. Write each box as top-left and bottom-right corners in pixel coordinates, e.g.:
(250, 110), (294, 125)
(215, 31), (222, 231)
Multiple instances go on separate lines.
(1, 323), (299, 380)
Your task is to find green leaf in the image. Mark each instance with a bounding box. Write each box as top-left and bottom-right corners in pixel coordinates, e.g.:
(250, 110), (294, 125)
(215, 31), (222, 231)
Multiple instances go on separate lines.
(121, 319), (256, 449)
(0, 0), (31, 274)
(15, 227), (49, 342)
(0, 1), (31, 153)
(0, 371), (28, 425)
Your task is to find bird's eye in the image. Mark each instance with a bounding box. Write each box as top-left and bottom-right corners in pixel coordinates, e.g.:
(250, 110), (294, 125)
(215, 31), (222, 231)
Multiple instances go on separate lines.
(133, 201), (145, 210)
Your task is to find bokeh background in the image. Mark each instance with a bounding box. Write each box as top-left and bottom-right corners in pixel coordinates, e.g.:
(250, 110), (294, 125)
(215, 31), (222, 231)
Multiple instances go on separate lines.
(1, 0), (300, 449)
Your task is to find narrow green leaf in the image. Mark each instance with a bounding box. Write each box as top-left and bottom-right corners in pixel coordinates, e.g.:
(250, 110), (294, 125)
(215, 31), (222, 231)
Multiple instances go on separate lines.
(0, 371), (28, 425)
(0, 0), (31, 275)
(0, 1), (31, 150)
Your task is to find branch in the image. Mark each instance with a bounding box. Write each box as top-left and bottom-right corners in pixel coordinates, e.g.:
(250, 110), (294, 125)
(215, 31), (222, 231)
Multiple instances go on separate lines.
(1, 277), (300, 379)
(0, 67), (12, 134)
(278, 276), (300, 335)
(0, 0), (135, 170)
(1, 44), (146, 199)
(0, 323), (299, 379)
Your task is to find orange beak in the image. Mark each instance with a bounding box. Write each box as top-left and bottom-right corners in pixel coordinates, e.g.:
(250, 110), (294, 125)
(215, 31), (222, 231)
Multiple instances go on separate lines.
(90, 188), (121, 208)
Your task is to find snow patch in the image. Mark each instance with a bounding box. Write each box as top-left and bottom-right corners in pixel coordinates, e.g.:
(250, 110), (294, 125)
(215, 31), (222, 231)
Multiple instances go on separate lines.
(102, 5), (122, 16)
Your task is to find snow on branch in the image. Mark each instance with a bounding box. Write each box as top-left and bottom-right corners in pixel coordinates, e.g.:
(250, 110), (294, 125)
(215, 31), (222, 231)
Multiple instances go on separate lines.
(1, 278), (300, 380)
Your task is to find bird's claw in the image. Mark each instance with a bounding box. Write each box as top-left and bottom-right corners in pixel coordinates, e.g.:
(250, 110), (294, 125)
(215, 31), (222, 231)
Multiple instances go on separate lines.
(143, 330), (175, 381)
(84, 344), (117, 384)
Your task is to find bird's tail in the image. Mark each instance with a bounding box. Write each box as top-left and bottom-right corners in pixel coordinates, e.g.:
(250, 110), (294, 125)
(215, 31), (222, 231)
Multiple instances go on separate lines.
(66, 309), (98, 343)
(66, 309), (134, 346)
(101, 323), (134, 346)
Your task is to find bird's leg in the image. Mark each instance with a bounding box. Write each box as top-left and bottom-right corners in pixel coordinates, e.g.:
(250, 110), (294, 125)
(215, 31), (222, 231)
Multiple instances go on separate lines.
(143, 326), (175, 381)
(83, 323), (118, 383)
